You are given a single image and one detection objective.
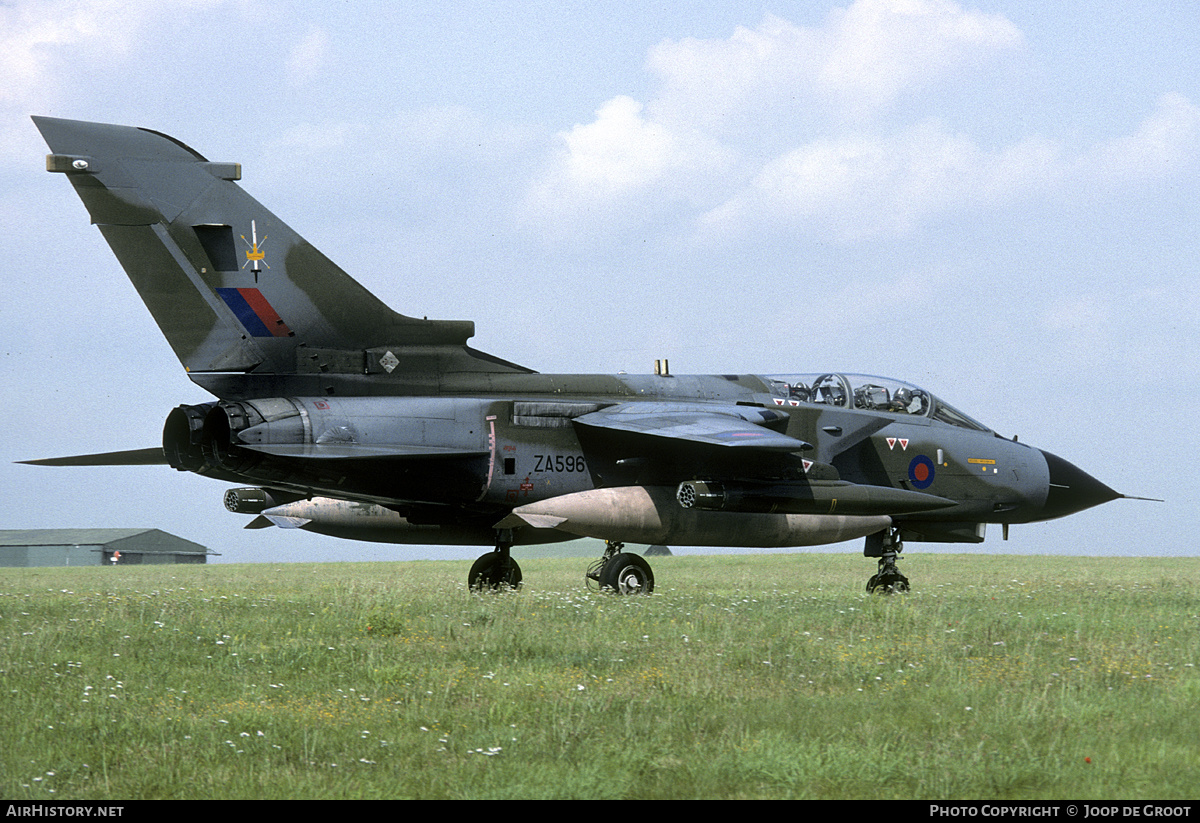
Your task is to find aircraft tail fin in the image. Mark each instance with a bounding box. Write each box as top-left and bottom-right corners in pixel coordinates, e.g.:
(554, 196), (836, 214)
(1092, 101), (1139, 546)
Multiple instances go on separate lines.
(33, 116), (530, 383)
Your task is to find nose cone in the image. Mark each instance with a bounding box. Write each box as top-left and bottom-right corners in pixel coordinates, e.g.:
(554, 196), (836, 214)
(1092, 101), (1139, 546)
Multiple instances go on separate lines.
(1039, 449), (1120, 520)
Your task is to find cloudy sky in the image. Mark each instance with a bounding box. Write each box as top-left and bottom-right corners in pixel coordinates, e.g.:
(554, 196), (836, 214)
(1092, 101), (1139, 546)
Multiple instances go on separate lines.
(1, 0), (1196, 568)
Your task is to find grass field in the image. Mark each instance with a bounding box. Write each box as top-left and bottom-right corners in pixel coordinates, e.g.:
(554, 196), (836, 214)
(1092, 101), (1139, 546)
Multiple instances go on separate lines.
(2, 552), (1197, 799)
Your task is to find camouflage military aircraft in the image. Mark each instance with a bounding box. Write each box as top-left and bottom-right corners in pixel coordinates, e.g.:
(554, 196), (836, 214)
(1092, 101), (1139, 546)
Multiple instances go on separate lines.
(25, 116), (1145, 594)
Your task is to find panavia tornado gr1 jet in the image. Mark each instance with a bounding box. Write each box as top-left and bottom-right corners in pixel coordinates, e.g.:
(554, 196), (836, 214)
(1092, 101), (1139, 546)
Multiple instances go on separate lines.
(25, 116), (1145, 594)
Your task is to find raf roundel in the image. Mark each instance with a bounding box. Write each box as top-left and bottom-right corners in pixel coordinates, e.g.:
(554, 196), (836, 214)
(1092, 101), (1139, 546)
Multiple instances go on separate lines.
(908, 455), (936, 489)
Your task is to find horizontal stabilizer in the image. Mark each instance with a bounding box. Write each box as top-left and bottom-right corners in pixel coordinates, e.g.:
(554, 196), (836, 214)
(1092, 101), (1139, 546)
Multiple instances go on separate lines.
(19, 447), (167, 467)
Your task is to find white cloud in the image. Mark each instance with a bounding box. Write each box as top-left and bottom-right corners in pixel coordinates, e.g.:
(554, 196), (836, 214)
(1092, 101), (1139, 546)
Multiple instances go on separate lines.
(547, 96), (689, 197)
(0, 1), (119, 107)
(525, 2), (1198, 244)
(1085, 93), (1200, 184)
(524, 95), (734, 226)
(701, 122), (1064, 239)
(646, 1), (1022, 132)
(816, 0), (1022, 118)
(0, 0), (231, 165)
(526, 1), (1027, 236)
(0, 0), (223, 108)
(645, 15), (825, 137)
(700, 92), (1199, 240)
(287, 25), (330, 86)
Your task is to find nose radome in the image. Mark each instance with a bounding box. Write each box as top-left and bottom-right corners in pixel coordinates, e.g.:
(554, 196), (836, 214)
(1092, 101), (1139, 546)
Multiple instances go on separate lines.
(1039, 449), (1120, 520)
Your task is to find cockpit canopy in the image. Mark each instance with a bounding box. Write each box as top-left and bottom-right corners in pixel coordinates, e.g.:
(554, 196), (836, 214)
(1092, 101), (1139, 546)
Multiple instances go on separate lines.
(764, 373), (992, 432)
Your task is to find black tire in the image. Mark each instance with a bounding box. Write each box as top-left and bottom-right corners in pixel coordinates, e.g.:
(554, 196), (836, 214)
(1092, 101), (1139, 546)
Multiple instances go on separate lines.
(598, 553), (654, 595)
(468, 554), (522, 590)
(866, 572), (909, 594)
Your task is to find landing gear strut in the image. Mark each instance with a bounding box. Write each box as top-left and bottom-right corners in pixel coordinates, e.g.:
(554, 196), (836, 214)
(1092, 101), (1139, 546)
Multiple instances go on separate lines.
(865, 528), (909, 594)
(469, 529), (523, 590)
(586, 541), (654, 595)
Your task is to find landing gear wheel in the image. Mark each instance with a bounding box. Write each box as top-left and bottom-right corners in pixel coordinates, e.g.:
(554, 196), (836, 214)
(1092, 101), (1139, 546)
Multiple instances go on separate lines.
(866, 568), (909, 594)
(865, 527), (909, 594)
(469, 553), (522, 590)
(598, 553), (654, 595)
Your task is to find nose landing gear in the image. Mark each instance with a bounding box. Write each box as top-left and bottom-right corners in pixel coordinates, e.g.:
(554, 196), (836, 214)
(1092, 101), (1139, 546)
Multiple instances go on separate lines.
(865, 528), (909, 594)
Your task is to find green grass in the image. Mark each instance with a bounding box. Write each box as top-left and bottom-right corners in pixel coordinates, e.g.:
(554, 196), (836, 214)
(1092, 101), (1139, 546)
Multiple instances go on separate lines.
(2, 553), (1197, 799)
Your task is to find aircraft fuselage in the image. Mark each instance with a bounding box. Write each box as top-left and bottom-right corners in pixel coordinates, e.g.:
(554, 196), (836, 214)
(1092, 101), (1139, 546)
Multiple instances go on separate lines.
(173, 370), (1112, 548)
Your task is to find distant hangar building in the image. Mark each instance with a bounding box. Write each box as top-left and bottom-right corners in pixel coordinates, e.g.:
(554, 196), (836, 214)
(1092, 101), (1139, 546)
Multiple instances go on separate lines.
(0, 529), (216, 567)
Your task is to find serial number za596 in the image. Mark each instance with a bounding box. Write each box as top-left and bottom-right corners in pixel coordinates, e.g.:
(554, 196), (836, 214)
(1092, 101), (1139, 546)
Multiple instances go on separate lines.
(533, 454), (587, 472)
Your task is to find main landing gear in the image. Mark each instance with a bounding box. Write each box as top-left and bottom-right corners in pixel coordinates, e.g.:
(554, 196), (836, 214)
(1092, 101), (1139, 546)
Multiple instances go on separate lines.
(468, 529), (523, 591)
(865, 527), (910, 594)
(469, 536), (654, 594)
(586, 541), (655, 595)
